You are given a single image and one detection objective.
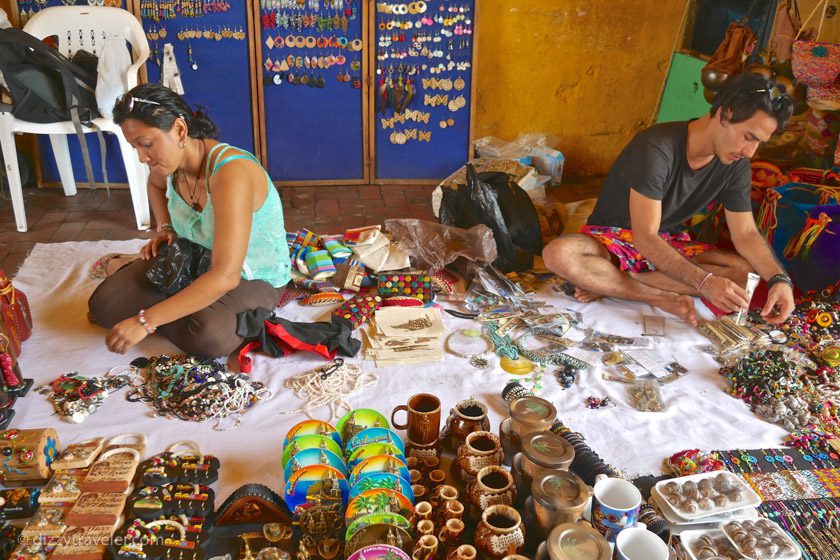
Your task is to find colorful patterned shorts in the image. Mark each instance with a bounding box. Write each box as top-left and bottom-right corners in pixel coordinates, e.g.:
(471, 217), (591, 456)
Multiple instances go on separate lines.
(580, 225), (715, 273)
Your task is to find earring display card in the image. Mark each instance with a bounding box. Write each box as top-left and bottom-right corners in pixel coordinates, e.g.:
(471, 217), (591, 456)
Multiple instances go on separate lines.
(261, 0), (366, 181)
(374, 0), (475, 180)
(139, 0), (256, 153)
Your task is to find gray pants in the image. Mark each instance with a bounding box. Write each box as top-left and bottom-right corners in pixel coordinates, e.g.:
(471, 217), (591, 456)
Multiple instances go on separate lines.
(88, 259), (281, 358)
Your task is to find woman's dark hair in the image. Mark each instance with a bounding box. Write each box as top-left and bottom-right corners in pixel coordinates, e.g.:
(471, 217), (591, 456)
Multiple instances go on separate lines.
(709, 72), (794, 131)
(112, 82), (218, 139)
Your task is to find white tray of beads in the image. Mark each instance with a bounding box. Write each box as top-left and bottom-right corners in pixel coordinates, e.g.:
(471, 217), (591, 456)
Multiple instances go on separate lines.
(652, 471), (761, 521)
(721, 519), (801, 560)
(681, 529), (747, 560)
(648, 492), (757, 530)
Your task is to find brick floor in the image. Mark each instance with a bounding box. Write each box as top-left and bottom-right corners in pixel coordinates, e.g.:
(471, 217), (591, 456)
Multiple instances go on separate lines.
(0, 178), (601, 276)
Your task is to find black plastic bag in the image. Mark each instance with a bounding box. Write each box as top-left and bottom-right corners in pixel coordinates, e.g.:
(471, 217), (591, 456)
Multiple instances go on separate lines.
(439, 164), (542, 272)
(145, 238), (212, 296)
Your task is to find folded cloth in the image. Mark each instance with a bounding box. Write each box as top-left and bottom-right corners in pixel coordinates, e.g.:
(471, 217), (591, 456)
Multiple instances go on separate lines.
(344, 225), (382, 246)
(324, 238), (352, 259)
(236, 307), (361, 373)
(305, 249), (337, 280)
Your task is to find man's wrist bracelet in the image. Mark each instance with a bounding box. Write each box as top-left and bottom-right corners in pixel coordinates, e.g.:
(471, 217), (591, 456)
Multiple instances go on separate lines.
(767, 273), (793, 289)
(697, 272), (713, 294)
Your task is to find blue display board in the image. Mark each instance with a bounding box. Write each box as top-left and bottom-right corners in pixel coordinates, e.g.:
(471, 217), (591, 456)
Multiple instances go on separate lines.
(373, 0), (474, 181)
(260, 0), (365, 182)
(34, 0), (255, 184)
(141, 0), (256, 153)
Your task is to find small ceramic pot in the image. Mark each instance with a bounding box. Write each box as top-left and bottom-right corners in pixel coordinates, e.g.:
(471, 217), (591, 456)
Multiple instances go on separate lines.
(446, 545), (476, 560)
(452, 431), (504, 483)
(412, 534), (439, 560)
(440, 499), (464, 523)
(442, 397), (490, 450)
(406, 456), (421, 470)
(437, 517), (465, 551)
(429, 484), (458, 511)
(417, 519), (435, 537)
(427, 469), (446, 489)
(508, 396), (557, 438)
(413, 484), (427, 502)
(422, 456), (441, 473)
(410, 469), (423, 486)
(466, 465), (516, 516)
(415, 501), (433, 523)
(474, 505), (526, 560)
(393, 393), (441, 446)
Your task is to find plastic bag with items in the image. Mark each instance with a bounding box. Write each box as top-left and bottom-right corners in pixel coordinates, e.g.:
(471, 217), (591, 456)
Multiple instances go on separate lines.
(145, 238), (212, 296)
(383, 218), (497, 273)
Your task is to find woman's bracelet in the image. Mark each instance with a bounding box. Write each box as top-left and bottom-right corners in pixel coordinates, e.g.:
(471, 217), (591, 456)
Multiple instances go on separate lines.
(157, 223), (174, 233)
(137, 309), (156, 334)
(697, 272), (713, 294)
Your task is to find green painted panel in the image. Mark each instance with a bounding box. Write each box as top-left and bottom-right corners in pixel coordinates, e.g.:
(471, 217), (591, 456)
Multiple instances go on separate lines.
(657, 52), (712, 123)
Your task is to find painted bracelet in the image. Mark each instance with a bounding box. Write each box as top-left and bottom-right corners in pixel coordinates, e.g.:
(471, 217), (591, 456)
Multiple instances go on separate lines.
(137, 309), (156, 334)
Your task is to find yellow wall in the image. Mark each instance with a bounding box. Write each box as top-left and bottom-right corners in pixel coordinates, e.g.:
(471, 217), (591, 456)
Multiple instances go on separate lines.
(474, 0), (690, 177)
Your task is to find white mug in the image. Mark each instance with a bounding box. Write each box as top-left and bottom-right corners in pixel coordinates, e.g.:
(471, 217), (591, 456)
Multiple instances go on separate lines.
(614, 527), (668, 560)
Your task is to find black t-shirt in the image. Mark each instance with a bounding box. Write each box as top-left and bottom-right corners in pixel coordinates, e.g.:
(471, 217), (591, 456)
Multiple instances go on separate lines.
(587, 121), (752, 232)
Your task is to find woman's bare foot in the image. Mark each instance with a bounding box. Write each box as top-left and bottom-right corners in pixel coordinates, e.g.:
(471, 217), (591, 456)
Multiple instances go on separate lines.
(573, 287), (603, 303)
(653, 293), (696, 325)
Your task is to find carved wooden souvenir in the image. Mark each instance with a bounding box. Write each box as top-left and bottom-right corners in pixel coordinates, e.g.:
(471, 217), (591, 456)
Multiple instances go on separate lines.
(80, 449), (139, 493)
(52, 525), (116, 560)
(21, 506), (70, 538)
(39, 472), (85, 505)
(51, 438), (104, 471)
(0, 428), (59, 483)
(0, 487), (40, 518)
(215, 483), (292, 526)
(64, 492), (128, 526)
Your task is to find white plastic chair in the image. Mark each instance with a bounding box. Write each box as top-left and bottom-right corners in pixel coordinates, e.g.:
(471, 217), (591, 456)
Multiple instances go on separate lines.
(0, 6), (151, 232)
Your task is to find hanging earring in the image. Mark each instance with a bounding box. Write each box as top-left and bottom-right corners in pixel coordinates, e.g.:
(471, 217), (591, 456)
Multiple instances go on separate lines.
(179, 140), (186, 149)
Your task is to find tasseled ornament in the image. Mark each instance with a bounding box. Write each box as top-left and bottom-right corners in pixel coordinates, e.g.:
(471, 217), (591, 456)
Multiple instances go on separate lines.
(784, 212), (835, 260)
(0, 353), (19, 388)
(816, 186), (840, 206)
(756, 188), (782, 242)
(385, 76), (395, 113)
(402, 77), (416, 112)
(391, 75), (405, 114)
(376, 77), (388, 114)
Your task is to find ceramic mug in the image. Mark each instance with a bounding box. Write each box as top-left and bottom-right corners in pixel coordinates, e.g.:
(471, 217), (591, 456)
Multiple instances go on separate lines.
(614, 527), (668, 560)
(392, 393), (441, 445)
(590, 476), (641, 542)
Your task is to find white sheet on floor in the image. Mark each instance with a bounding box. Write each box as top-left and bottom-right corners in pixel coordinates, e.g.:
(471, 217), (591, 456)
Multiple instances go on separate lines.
(12, 241), (787, 500)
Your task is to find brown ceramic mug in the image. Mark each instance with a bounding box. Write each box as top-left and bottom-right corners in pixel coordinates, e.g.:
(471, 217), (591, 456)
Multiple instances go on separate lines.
(392, 393), (441, 445)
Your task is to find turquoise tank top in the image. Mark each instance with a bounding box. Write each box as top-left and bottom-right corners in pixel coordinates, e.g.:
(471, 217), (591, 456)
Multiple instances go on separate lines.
(166, 143), (291, 288)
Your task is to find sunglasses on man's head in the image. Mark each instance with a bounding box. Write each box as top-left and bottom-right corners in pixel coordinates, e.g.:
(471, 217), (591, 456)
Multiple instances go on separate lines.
(118, 95), (161, 112)
(755, 85), (787, 107)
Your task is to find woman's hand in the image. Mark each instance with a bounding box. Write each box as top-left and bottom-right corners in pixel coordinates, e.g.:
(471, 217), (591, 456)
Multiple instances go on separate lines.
(141, 230), (177, 260)
(106, 315), (149, 354)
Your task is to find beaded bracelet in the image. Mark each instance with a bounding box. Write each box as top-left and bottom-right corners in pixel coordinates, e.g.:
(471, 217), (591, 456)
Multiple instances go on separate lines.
(137, 309), (156, 334)
(515, 329), (588, 370)
(156, 223), (174, 233)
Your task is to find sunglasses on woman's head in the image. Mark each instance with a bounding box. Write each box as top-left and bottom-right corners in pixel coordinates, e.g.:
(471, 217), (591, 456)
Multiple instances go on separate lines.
(755, 85), (787, 108)
(118, 95), (161, 112)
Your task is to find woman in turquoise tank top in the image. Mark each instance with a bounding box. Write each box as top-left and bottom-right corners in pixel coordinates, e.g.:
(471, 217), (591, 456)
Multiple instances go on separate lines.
(88, 83), (290, 358)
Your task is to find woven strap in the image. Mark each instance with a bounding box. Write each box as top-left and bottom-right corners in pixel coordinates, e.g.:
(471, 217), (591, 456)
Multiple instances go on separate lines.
(794, 0), (827, 41)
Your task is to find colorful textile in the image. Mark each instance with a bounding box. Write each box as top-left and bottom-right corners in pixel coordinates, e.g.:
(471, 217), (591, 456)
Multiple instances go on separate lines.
(305, 250), (337, 280)
(324, 239), (352, 259)
(813, 468), (840, 497)
(579, 225), (715, 273)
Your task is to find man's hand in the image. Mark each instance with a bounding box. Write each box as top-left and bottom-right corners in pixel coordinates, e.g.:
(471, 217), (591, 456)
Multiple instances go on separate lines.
(761, 282), (795, 324)
(699, 275), (751, 313)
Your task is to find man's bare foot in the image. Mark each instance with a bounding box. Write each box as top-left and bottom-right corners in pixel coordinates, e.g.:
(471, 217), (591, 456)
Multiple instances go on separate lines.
(573, 287), (603, 303)
(653, 293), (696, 325)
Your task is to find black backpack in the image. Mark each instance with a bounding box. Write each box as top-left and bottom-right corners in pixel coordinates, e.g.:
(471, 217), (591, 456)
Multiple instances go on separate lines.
(0, 27), (107, 190)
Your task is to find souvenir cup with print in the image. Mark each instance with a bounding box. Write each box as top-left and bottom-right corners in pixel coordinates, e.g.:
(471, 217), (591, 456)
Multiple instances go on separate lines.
(590, 477), (642, 542)
(392, 393), (441, 446)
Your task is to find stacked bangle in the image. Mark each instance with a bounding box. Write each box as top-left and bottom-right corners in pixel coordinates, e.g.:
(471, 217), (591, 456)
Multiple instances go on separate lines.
(137, 309), (156, 334)
(157, 223), (174, 233)
(697, 272), (714, 294)
(768, 273), (793, 289)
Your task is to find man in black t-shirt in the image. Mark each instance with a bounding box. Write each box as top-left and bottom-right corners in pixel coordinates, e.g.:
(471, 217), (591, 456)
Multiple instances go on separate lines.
(543, 73), (796, 325)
